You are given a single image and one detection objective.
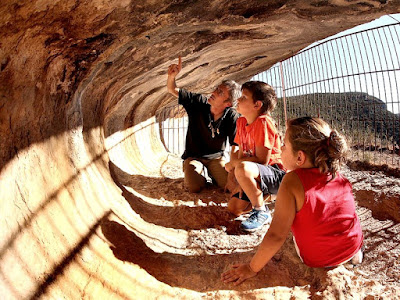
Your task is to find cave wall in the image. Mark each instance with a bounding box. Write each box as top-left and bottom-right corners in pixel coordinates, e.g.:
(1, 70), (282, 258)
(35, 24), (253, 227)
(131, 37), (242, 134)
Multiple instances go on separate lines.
(1, 0), (399, 298)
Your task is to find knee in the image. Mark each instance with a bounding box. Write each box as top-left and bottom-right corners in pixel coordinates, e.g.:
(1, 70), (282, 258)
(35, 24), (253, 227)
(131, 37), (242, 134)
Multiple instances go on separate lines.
(183, 159), (199, 172)
(234, 162), (250, 180)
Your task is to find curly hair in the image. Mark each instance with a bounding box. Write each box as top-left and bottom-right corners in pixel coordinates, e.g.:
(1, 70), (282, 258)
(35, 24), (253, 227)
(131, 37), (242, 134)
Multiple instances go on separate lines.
(287, 117), (348, 178)
(221, 79), (241, 108)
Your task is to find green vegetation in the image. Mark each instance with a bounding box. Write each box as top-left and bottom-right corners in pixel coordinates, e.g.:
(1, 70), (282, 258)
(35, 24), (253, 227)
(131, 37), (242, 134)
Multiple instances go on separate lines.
(273, 92), (400, 154)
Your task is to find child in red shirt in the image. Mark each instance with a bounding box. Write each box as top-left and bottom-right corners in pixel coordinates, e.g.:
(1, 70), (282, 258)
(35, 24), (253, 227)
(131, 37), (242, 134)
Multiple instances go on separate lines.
(221, 117), (363, 285)
(225, 81), (285, 231)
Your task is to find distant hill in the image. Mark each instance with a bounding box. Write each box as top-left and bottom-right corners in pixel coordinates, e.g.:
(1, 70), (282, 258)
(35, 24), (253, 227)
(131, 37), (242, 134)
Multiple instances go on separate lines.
(274, 92), (399, 149)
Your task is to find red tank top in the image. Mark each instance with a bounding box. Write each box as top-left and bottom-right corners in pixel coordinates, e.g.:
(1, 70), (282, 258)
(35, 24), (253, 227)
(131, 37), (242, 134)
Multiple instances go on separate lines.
(291, 168), (363, 267)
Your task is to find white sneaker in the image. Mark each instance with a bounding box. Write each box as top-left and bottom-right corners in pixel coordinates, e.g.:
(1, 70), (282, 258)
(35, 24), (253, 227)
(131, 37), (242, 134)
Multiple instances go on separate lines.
(351, 248), (363, 265)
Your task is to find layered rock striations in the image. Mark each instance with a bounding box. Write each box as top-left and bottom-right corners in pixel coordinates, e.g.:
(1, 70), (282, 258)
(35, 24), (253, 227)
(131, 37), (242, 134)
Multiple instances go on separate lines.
(0, 0), (399, 298)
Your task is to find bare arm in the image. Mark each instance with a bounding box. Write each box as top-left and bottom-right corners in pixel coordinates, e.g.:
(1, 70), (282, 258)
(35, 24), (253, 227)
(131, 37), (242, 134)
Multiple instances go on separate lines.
(221, 172), (301, 285)
(228, 145), (271, 169)
(224, 145), (239, 193)
(225, 145), (239, 173)
(167, 56), (182, 97)
(249, 172), (298, 271)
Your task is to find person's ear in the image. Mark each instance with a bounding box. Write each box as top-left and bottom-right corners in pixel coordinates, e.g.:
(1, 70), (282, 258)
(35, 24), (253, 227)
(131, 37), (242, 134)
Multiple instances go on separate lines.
(255, 100), (263, 110)
(296, 150), (307, 166)
(224, 100), (232, 108)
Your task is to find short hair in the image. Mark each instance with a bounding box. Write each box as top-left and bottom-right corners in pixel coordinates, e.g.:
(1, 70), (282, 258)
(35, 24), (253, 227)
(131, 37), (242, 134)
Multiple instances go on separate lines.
(287, 117), (348, 178)
(242, 81), (277, 114)
(221, 79), (241, 108)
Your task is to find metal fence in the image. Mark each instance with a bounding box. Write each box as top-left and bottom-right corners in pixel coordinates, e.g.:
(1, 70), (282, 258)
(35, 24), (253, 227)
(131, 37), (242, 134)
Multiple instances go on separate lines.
(253, 23), (400, 167)
(156, 103), (188, 155)
(158, 22), (400, 167)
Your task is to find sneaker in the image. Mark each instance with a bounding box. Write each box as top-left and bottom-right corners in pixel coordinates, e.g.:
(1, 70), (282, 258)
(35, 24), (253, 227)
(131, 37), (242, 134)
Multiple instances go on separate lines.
(351, 248), (363, 265)
(241, 208), (271, 232)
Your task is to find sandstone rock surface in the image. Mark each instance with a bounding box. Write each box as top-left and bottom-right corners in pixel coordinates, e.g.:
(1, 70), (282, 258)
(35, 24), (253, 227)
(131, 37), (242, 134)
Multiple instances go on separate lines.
(1, 0), (399, 299)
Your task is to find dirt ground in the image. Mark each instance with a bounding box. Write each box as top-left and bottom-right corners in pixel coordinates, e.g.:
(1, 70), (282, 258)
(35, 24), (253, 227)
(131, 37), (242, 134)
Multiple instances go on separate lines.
(107, 156), (400, 299)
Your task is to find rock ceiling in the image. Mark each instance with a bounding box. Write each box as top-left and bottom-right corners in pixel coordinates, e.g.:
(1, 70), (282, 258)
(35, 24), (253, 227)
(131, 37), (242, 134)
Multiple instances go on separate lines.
(0, 0), (399, 299)
(1, 0), (399, 163)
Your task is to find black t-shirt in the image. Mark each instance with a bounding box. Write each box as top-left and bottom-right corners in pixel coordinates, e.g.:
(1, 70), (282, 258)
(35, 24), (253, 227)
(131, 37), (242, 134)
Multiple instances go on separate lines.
(179, 89), (239, 160)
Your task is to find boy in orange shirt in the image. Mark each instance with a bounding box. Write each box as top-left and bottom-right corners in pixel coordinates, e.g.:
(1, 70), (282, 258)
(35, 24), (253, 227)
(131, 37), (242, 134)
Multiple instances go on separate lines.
(225, 81), (285, 231)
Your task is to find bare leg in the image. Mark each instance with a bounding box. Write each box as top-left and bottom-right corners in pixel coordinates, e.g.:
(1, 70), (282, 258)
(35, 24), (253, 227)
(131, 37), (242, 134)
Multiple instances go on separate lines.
(227, 197), (252, 216)
(234, 161), (264, 208)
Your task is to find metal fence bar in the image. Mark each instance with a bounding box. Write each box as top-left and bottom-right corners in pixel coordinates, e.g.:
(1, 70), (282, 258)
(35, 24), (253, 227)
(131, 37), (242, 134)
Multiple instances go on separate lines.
(158, 23), (400, 167)
(253, 23), (400, 167)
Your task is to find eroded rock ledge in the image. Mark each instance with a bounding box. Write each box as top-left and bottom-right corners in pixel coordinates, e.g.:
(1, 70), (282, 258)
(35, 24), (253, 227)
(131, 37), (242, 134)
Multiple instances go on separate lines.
(1, 0), (399, 164)
(1, 0), (399, 299)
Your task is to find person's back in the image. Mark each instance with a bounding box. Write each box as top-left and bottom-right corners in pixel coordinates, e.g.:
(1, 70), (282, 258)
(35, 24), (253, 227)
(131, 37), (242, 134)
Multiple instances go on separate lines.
(283, 117), (363, 267)
(221, 117), (363, 286)
(291, 168), (363, 267)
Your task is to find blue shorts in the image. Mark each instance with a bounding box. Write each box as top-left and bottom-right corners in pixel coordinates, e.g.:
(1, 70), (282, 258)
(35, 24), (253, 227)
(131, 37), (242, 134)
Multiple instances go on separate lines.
(232, 164), (285, 202)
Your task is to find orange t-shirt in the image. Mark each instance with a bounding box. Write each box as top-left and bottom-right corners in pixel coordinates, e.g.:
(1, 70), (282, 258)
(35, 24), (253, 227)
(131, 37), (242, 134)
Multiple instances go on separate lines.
(234, 114), (283, 167)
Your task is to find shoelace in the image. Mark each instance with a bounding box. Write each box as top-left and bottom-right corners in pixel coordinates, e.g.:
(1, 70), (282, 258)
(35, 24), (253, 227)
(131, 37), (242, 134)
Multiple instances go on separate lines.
(248, 210), (267, 222)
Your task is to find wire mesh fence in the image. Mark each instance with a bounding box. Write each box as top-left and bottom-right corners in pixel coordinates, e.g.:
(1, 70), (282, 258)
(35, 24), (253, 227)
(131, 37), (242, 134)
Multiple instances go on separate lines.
(158, 22), (400, 167)
(156, 103), (188, 156)
(253, 23), (400, 167)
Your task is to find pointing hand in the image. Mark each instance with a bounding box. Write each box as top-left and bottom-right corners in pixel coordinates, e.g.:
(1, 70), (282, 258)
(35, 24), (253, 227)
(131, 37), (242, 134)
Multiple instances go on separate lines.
(168, 56), (182, 77)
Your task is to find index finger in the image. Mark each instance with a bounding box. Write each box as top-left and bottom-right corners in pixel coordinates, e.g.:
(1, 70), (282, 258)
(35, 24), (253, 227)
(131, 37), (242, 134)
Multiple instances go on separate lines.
(178, 56), (182, 71)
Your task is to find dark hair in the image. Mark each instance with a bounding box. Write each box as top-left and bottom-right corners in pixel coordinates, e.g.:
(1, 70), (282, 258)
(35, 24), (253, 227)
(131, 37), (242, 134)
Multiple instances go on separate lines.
(221, 79), (241, 108)
(287, 117), (348, 178)
(242, 81), (277, 114)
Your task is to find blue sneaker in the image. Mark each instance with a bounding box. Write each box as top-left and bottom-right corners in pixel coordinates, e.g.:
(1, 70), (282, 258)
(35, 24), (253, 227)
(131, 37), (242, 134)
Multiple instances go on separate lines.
(241, 208), (271, 232)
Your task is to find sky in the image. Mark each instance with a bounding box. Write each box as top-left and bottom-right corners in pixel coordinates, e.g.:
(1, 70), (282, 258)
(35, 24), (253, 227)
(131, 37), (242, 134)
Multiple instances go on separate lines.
(252, 14), (400, 114)
(314, 14), (400, 43)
